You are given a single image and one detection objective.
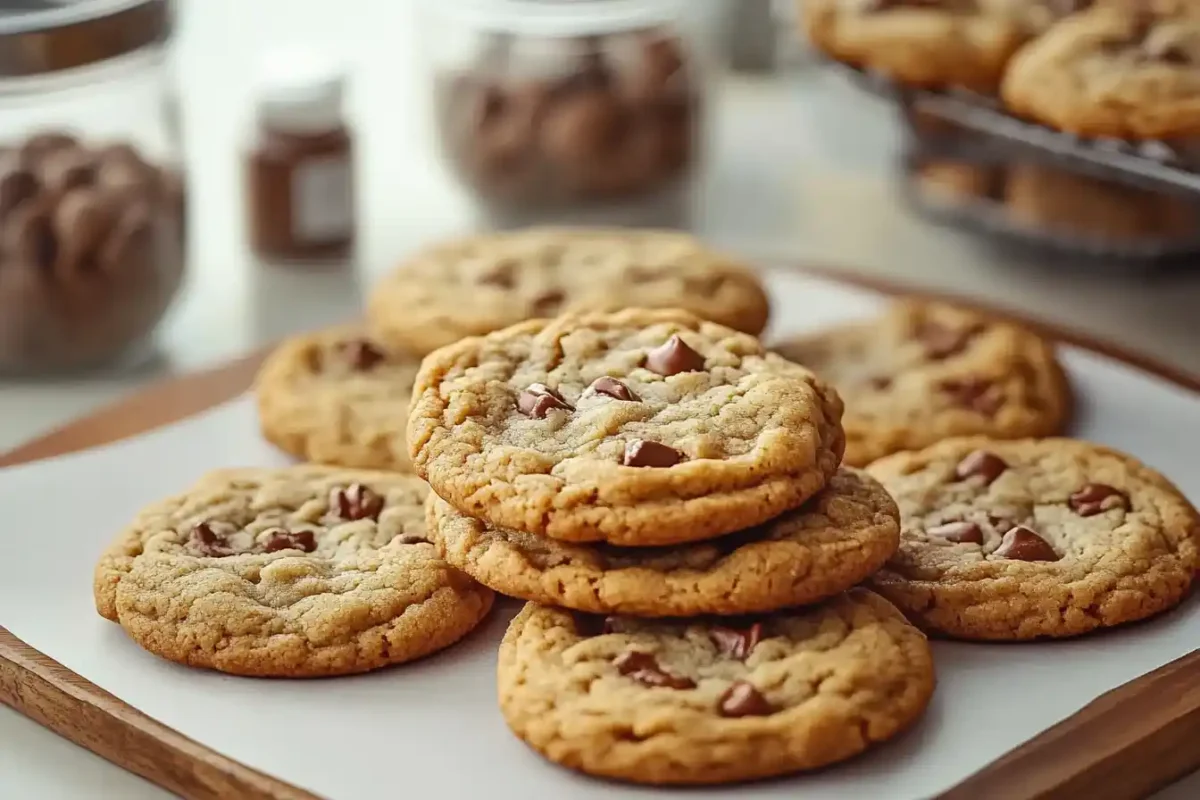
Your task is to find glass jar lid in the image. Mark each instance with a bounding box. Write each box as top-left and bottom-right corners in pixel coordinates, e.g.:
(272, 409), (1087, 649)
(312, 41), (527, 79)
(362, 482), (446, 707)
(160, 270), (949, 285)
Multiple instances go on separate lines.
(0, 0), (172, 77)
(423, 0), (685, 38)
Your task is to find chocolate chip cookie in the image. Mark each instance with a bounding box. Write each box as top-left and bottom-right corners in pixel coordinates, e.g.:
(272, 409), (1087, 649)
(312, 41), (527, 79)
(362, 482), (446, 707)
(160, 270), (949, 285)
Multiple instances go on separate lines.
(867, 437), (1200, 640)
(497, 590), (935, 785)
(255, 326), (419, 472)
(366, 228), (770, 356)
(1002, 5), (1200, 139)
(430, 468), (898, 616)
(774, 300), (1070, 467)
(803, 0), (1039, 91)
(94, 466), (494, 676)
(409, 309), (845, 547)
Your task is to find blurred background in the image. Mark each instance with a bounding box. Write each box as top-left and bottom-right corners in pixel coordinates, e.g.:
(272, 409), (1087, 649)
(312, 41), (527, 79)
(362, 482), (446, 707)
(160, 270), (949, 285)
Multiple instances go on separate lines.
(4, 2), (1200, 797)
(1, 0), (1199, 441)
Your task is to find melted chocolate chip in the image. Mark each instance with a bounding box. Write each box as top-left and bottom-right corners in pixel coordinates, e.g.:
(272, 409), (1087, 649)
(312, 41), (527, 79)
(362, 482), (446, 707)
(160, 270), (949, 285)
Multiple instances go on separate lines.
(954, 450), (1008, 485)
(478, 261), (516, 288)
(916, 321), (981, 360)
(613, 651), (695, 690)
(337, 339), (386, 371)
(517, 382), (573, 418)
(572, 612), (626, 637)
(869, 375), (893, 391)
(718, 681), (774, 717)
(622, 439), (683, 468)
(1142, 38), (1192, 65)
(331, 483), (385, 522)
(189, 522), (233, 556)
(395, 533), (431, 545)
(263, 529), (318, 554)
(709, 622), (763, 660)
(940, 378), (1002, 415)
(645, 334), (705, 376)
(531, 289), (565, 316)
(589, 376), (638, 401)
(1068, 483), (1129, 517)
(993, 526), (1059, 562)
(928, 521), (984, 544)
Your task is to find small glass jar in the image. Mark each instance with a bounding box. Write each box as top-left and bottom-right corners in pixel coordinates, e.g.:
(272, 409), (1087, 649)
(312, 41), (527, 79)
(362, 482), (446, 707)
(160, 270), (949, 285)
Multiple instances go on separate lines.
(246, 50), (356, 263)
(0, 0), (185, 374)
(420, 0), (707, 229)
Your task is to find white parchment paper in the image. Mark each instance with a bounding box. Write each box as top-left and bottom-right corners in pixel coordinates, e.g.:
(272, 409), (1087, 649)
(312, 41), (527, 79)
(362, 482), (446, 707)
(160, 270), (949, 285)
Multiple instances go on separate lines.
(2, 272), (1198, 799)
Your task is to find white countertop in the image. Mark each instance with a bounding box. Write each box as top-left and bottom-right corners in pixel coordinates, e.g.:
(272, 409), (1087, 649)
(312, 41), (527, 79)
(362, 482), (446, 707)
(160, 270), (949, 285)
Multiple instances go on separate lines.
(3, 0), (1200, 797)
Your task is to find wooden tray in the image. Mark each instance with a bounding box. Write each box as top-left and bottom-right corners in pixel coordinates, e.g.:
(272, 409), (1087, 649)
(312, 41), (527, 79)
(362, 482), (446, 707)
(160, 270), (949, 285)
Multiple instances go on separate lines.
(2, 268), (1199, 800)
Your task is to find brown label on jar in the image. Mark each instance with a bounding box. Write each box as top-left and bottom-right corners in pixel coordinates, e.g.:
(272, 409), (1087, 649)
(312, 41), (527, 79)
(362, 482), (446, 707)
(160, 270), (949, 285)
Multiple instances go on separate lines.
(291, 156), (353, 243)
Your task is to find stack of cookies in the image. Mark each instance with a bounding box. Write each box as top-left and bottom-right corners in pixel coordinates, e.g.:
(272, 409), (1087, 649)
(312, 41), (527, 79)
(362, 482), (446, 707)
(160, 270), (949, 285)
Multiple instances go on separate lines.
(91, 224), (1200, 790)
(408, 307), (937, 784)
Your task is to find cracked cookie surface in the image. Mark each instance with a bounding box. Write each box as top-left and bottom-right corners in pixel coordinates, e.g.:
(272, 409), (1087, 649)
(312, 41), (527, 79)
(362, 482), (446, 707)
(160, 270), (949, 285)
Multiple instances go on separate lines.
(867, 437), (1200, 640)
(1002, 4), (1200, 139)
(366, 227), (770, 356)
(775, 300), (1070, 467)
(430, 468), (898, 616)
(497, 590), (935, 785)
(409, 309), (845, 546)
(94, 466), (494, 676)
(255, 326), (420, 472)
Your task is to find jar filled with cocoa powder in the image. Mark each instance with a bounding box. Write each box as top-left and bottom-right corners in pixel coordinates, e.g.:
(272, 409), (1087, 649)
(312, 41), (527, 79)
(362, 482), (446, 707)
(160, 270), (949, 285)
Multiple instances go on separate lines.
(0, 0), (186, 374)
(420, 0), (707, 229)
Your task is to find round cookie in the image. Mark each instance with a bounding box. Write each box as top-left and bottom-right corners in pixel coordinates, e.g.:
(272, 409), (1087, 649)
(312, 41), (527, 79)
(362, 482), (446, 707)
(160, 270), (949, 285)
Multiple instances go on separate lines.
(802, 0), (1033, 91)
(409, 309), (845, 547)
(366, 227), (771, 355)
(255, 326), (419, 472)
(430, 468), (899, 616)
(867, 437), (1200, 640)
(1001, 5), (1200, 139)
(94, 466), (494, 677)
(774, 300), (1070, 468)
(497, 590), (935, 785)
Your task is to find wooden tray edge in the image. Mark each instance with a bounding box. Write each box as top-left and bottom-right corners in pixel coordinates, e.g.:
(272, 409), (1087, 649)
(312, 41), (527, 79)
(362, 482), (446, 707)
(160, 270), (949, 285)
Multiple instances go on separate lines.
(2, 263), (1199, 800)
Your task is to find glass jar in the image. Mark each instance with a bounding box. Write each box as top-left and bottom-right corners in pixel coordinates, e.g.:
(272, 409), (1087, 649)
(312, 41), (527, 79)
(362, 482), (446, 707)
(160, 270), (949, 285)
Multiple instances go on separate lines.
(0, 0), (185, 374)
(420, 0), (707, 229)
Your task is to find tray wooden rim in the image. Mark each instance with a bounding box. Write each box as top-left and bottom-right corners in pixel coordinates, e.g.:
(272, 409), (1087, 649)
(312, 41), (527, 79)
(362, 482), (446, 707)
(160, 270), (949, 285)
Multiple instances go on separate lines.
(2, 264), (1199, 800)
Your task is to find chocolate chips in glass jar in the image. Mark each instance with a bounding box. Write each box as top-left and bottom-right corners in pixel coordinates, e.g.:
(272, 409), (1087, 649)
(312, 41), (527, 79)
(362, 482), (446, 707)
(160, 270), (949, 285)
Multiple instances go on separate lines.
(0, 133), (186, 373)
(437, 29), (700, 217)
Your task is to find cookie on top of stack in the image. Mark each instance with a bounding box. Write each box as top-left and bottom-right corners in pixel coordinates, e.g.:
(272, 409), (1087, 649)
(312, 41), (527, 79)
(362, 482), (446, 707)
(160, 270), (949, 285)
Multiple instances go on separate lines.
(408, 307), (936, 785)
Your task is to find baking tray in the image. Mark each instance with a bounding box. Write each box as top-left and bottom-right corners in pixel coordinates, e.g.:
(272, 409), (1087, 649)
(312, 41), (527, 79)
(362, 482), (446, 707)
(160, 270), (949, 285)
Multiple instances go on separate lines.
(830, 61), (1200, 197)
(3, 266), (1200, 800)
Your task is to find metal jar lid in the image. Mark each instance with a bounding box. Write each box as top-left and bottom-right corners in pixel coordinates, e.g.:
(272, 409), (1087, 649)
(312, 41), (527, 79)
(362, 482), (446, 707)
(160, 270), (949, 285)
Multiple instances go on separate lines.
(0, 0), (173, 78)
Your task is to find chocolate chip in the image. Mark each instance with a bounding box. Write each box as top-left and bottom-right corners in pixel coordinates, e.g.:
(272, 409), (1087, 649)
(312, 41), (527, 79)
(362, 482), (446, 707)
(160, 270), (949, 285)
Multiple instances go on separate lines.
(395, 533), (431, 545)
(928, 521), (984, 544)
(477, 261), (516, 288)
(993, 526), (1059, 562)
(709, 622), (763, 660)
(517, 382), (573, 418)
(623, 439), (682, 468)
(940, 378), (1002, 415)
(0, 165), (39, 219)
(613, 651), (696, 690)
(916, 320), (980, 360)
(263, 529), (318, 554)
(954, 450), (1008, 485)
(1142, 38), (1192, 65)
(531, 289), (565, 316)
(718, 681), (774, 717)
(336, 339), (386, 371)
(573, 613), (626, 636)
(330, 483), (385, 522)
(1068, 483), (1129, 517)
(589, 376), (638, 401)
(869, 376), (893, 391)
(645, 334), (705, 376)
(190, 522), (233, 556)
